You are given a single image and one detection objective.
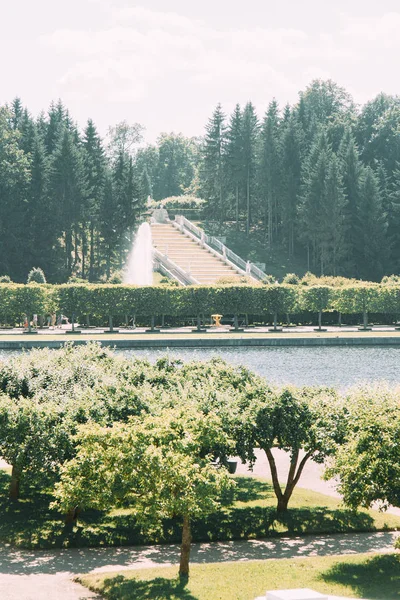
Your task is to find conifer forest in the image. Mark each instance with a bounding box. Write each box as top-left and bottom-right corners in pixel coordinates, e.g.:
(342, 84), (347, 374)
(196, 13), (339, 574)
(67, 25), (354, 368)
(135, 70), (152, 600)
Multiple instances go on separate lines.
(1, 79), (400, 283)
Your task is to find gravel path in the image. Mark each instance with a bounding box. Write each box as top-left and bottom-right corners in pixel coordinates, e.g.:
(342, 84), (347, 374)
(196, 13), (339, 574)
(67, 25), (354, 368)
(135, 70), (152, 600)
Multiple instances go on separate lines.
(0, 531), (398, 599)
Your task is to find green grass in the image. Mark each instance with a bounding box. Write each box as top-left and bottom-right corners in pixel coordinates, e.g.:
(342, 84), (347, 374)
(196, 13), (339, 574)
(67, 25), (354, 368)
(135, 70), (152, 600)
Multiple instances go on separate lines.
(78, 553), (400, 599)
(1, 471), (399, 550)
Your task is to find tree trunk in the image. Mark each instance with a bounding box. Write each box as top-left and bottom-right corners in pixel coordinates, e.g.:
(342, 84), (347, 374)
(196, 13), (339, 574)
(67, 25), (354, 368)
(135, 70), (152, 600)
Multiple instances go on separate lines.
(179, 515), (191, 579)
(65, 506), (80, 526)
(9, 465), (20, 501)
(273, 311), (278, 330)
(82, 226), (87, 279)
(318, 310), (322, 330)
(234, 314), (239, 330)
(109, 314), (113, 332)
(235, 183), (239, 231)
(363, 310), (368, 329)
(265, 447), (313, 513)
(246, 166), (250, 236)
(89, 221), (95, 282)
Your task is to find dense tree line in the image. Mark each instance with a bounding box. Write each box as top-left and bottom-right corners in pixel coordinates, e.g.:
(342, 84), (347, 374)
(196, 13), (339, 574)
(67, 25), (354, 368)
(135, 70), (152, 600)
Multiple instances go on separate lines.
(0, 100), (146, 282)
(3, 79), (400, 283)
(194, 81), (400, 281)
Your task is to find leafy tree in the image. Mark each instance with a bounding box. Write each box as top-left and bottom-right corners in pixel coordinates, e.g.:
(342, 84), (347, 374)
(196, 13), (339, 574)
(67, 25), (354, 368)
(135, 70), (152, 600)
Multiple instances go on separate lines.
(325, 385), (400, 512)
(237, 386), (345, 512)
(106, 120), (144, 161)
(53, 410), (234, 578)
(301, 286), (333, 330)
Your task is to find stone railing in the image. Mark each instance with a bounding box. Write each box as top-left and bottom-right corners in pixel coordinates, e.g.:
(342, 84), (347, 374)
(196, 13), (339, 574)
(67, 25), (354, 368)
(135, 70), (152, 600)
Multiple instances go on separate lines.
(173, 215), (267, 281)
(153, 248), (199, 286)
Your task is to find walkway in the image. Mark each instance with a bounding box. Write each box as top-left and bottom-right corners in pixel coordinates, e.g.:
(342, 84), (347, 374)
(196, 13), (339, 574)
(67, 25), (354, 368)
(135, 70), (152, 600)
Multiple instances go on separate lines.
(0, 531), (398, 600)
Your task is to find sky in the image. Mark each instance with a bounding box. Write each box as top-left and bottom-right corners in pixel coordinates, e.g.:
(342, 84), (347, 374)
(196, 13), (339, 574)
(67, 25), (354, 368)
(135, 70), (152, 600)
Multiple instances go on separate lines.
(1, 0), (400, 142)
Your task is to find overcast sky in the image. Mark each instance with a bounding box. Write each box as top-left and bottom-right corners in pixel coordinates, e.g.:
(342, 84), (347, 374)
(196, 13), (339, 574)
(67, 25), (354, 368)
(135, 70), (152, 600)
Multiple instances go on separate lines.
(1, 0), (399, 142)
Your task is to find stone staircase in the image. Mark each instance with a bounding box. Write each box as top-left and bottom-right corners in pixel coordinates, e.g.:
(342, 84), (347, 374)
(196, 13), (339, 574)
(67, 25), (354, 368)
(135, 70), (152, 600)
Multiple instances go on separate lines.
(151, 223), (242, 284)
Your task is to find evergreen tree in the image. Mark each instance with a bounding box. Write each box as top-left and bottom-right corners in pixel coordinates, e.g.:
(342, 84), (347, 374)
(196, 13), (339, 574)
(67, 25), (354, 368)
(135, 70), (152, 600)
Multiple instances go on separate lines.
(83, 119), (106, 280)
(0, 107), (30, 280)
(321, 155), (348, 275)
(242, 102), (259, 235)
(299, 130), (331, 272)
(281, 115), (304, 255)
(225, 104), (243, 229)
(200, 104), (227, 226)
(356, 167), (389, 280)
(49, 128), (86, 277)
(26, 131), (60, 278)
(338, 129), (364, 274)
(259, 100), (280, 245)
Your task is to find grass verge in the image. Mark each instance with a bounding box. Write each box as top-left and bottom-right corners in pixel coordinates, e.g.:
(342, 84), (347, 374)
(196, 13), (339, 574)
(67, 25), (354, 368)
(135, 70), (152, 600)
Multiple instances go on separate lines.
(78, 552), (400, 599)
(1, 472), (399, 550)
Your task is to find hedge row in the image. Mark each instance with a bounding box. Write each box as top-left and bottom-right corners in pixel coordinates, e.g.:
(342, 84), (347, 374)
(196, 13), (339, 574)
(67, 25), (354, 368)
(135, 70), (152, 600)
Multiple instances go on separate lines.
(2, 283), (400, 327)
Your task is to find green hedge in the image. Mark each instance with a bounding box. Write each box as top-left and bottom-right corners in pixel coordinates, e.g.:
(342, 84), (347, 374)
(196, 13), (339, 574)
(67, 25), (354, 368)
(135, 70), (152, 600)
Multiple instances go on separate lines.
(0, 282), (399, 327)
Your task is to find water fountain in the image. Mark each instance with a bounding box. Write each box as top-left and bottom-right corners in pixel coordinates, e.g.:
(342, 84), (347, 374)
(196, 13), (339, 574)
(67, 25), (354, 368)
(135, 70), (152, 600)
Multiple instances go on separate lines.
(124, 222), (153, 285)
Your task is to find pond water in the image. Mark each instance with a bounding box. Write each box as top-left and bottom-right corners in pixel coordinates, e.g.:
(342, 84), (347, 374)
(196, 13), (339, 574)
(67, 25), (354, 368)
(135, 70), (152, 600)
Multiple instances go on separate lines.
(0, 346), (399, 389)
(119, 346), (400, 389)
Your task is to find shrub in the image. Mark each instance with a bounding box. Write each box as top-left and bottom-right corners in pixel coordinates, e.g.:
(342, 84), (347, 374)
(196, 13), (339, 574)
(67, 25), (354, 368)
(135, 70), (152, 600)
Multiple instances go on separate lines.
(282, 273), (299, 285)
(27, 267), (46, 284)
(108, 271), (123, 284)
(0, 275), (12, 283)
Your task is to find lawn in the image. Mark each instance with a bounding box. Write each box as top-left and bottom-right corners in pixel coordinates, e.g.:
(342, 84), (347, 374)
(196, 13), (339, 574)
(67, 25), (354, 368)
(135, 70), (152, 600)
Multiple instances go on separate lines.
(1, 471), (399, 550)
(78, 552), (400, 599)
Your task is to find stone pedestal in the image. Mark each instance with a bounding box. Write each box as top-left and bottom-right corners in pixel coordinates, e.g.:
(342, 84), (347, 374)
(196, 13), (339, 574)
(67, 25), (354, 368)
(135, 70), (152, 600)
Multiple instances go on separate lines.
(266, 590), (327, 600)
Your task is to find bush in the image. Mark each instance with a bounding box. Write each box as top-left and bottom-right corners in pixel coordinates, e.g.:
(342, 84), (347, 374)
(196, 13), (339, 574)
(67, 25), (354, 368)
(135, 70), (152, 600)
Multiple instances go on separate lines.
(381, 274), (400, 285)
(215, 276), (254, 286)
(108, 271), (123, 284)
(282, 273), (299, 285)
(27, 268), (46, 284)
(148, 195), (206, 211)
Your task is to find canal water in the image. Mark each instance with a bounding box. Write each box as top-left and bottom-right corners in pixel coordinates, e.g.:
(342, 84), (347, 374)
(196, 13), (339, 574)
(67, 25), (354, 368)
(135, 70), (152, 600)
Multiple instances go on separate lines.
(0, 346), (399, 389)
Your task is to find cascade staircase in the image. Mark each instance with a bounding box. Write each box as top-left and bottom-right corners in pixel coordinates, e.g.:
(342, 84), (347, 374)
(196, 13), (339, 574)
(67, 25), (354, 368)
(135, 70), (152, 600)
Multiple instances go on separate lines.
(151, 216), (266, 285)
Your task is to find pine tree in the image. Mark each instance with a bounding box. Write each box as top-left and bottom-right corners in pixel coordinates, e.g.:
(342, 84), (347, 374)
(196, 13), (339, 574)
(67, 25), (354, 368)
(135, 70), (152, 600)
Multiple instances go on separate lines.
(26, 131), (60, 278)
(281, 115), (304, 255)
(338, 129), (364, 274)
(49, 128), (86, 277)
(321, 155), (348, 275)
(200, 104), (227, 227)
(259, 100), (280, 245)
(299, 130), (331, 272)
(83, 119), (106, 280)
(225, 104), (243, 229)
(0, 107), (30, 280)
(242, 102), (259, 235)
(356, 167), (389, 280)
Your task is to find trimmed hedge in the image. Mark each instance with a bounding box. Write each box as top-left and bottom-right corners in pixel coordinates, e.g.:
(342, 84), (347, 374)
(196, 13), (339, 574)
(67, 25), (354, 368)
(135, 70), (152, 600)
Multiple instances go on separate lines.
(0, 282), (399, 327)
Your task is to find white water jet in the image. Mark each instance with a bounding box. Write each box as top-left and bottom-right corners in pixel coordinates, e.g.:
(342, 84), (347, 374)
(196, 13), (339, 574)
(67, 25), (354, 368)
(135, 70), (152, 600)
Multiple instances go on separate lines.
(124, 222), (153, 285)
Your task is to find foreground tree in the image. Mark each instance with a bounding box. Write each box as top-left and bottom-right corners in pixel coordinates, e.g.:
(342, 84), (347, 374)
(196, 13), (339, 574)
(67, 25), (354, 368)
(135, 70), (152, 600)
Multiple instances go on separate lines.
(325, 385), (400, 514)
(53, 409), (234, 579)
(237, 386), (345, 512)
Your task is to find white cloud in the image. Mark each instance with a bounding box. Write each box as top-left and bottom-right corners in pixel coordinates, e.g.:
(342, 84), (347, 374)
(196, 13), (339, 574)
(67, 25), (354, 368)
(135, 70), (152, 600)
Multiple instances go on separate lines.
(36, 5), (400, 138)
